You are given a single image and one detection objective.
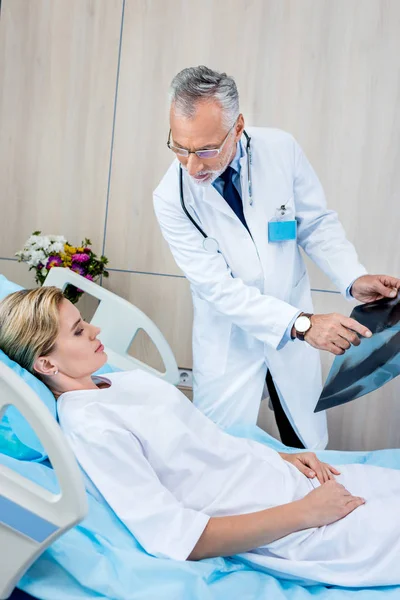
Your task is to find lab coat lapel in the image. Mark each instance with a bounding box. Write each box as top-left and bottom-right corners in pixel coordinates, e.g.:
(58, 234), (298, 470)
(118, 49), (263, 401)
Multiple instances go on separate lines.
(199, 182), (239, 221)
(240, 141), (285, 298)
(240, 148), (269, 266)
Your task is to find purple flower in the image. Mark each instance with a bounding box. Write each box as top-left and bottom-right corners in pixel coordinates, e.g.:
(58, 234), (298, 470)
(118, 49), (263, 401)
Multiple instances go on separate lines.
(70, 264), (85, 277)
(85, 274), (94, 281)
(46, 255), (63, 269)
(71, 253), (90, 263)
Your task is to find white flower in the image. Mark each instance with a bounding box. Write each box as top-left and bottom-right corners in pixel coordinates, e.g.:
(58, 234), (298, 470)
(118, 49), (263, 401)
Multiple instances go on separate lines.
(29, 249), (46, 267)
(48, 235), (66, 244)
(18, 233), (67, 264)
(25, 235), (40, 247)
(41, 237), (52, 250)
(31, 236), (51, 251)
(41, 268), (48, 276)
(48, 241), (64, 253)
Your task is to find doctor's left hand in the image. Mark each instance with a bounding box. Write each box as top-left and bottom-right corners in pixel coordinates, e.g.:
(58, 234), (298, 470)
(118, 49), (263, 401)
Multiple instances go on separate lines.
(280, 452), (340, 484)
(351, 274), (400, 303)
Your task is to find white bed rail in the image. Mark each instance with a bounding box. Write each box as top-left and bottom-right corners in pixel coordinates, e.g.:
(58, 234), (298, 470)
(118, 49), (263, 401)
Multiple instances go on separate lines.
(44, 267), (179, 385)
(0, 362), (88, 599)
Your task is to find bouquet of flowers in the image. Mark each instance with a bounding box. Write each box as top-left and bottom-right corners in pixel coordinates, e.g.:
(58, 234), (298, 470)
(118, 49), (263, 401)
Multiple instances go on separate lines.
(16, 231), (109, 304)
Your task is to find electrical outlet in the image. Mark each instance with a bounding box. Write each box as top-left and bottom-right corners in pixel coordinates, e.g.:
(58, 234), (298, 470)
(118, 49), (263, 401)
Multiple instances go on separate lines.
(178, 368), (193, 388)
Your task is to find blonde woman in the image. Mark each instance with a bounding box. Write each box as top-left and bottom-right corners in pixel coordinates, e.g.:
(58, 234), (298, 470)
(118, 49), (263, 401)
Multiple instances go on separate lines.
(0, 286), (399, 588)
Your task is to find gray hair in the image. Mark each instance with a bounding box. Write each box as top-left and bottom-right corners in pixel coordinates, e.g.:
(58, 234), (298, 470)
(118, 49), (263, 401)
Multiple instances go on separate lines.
(170, 66), (239, 127)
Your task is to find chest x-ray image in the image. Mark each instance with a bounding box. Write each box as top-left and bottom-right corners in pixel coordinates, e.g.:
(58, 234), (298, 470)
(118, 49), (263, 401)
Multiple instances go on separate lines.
(315, 296), (400, 413)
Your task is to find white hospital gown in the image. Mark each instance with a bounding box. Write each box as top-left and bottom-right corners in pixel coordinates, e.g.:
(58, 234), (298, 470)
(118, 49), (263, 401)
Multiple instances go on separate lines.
(57, 370), (400, 587)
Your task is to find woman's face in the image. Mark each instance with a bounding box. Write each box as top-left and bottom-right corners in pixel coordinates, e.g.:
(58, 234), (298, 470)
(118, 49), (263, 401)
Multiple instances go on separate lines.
(42, 298), (107, 380)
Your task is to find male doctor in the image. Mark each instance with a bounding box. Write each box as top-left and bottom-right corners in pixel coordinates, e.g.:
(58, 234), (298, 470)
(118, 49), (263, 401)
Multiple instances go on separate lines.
(153, 66), (400, 449)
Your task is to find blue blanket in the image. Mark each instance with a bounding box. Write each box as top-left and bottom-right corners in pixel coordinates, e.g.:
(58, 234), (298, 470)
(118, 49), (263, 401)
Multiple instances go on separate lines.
(5, 426), (400, 600)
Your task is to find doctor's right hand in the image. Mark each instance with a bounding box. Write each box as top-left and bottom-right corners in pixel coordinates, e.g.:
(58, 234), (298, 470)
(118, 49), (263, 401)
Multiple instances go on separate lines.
(304, 313), (372, 355)
(300, 481), (365, 528)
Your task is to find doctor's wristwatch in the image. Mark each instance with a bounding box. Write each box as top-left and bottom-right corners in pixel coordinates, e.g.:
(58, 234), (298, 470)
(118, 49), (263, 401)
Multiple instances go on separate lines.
(293, 313), (313, 341)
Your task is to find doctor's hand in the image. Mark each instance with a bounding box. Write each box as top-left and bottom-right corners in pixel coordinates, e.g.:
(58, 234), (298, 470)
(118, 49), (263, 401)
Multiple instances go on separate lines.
(280, 452), (340, 484)
(304, 313), (372, 355)
(300, 481), (365, 528)
(350, 274), (400, 303)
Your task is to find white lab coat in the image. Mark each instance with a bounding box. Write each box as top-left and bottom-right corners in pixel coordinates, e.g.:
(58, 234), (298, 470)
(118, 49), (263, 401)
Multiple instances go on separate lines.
(58, 370), (400, 587)
(153, 128), (367, 449)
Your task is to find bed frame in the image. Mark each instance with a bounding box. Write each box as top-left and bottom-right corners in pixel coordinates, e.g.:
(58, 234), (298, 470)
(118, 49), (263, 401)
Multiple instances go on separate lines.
(0, 362), (88, 599)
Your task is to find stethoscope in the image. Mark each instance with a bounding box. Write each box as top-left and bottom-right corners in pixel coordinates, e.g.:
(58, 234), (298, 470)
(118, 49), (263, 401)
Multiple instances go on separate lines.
(179, 130), (252, 254)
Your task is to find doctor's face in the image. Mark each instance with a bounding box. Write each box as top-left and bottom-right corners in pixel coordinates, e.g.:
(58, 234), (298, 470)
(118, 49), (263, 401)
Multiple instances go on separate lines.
(169, 100), (244, 185)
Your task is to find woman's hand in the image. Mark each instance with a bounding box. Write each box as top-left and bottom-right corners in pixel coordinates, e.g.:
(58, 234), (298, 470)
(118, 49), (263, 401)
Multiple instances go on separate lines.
(300, 480), (365, 528)
(280, 452), (340, 484)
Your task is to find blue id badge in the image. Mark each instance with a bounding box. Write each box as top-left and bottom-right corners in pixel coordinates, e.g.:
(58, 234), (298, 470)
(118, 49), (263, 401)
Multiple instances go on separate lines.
(268, 204), (297, 243)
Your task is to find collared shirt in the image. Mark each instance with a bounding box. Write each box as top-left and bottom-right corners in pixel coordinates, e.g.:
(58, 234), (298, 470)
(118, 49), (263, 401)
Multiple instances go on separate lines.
(212, 141), (243, 198)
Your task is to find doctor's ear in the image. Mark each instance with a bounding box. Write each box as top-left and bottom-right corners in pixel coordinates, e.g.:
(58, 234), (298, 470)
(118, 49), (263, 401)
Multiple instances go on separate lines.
(33, 356), (58, 377)
(234, 114), (245, 140)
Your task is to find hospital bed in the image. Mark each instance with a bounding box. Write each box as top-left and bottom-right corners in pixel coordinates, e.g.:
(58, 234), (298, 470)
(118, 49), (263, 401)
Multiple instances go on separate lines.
(1, 268), (400, 600)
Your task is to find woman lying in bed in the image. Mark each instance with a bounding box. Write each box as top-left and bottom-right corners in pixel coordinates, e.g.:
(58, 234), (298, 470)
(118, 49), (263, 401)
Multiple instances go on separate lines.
(1, 286), (399, 588)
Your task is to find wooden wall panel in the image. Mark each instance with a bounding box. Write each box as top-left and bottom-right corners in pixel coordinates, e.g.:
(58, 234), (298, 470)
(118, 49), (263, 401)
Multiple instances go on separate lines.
(103, 271), (193, 370)
(0, 259), (38, 289)
(0, 0), (123, 257)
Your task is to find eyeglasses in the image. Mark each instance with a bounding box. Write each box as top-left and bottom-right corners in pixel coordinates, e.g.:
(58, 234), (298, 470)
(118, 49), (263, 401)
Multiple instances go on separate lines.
(167, 121), (236, 159)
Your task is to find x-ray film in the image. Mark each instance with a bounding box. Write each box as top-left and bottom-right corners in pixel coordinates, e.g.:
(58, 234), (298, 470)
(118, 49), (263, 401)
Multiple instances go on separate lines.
(315, 296), (400, 412)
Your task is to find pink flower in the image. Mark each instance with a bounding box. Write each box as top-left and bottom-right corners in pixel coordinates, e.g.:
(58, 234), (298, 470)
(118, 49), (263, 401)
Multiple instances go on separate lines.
(71, 253), (90, 263)
(46, 255), (63, 269)
(85, 274), (94, 281)
(70, 264), (85, 277)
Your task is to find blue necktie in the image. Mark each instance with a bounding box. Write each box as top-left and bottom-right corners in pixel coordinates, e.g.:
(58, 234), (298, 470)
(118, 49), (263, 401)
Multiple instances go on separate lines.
(220, 166), (249, 231)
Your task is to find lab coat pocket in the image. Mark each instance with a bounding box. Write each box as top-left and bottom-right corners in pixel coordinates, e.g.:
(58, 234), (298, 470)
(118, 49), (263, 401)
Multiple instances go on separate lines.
(293, 269), (307, 290)
(192, 295), (232, 378)
(290, 269), (312, 311)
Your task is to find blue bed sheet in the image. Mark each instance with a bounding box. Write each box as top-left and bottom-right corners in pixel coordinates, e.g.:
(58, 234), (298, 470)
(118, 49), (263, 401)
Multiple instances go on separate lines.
(5, 425), (400, 600)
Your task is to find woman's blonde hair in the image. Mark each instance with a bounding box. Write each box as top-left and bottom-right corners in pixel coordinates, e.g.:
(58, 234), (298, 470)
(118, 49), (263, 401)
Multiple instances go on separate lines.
(0, 286), (65, 375)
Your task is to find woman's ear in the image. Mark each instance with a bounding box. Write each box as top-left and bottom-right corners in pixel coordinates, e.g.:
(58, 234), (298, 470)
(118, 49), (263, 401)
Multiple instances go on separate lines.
(33, 356), (58, 377)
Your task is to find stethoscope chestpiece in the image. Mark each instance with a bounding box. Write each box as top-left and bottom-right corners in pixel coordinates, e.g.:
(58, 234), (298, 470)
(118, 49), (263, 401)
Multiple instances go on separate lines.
(203, 237), (219, 254)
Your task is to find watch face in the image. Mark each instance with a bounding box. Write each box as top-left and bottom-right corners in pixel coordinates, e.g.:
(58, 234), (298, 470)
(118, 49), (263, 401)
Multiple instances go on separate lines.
(296, 315), (311, 333)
